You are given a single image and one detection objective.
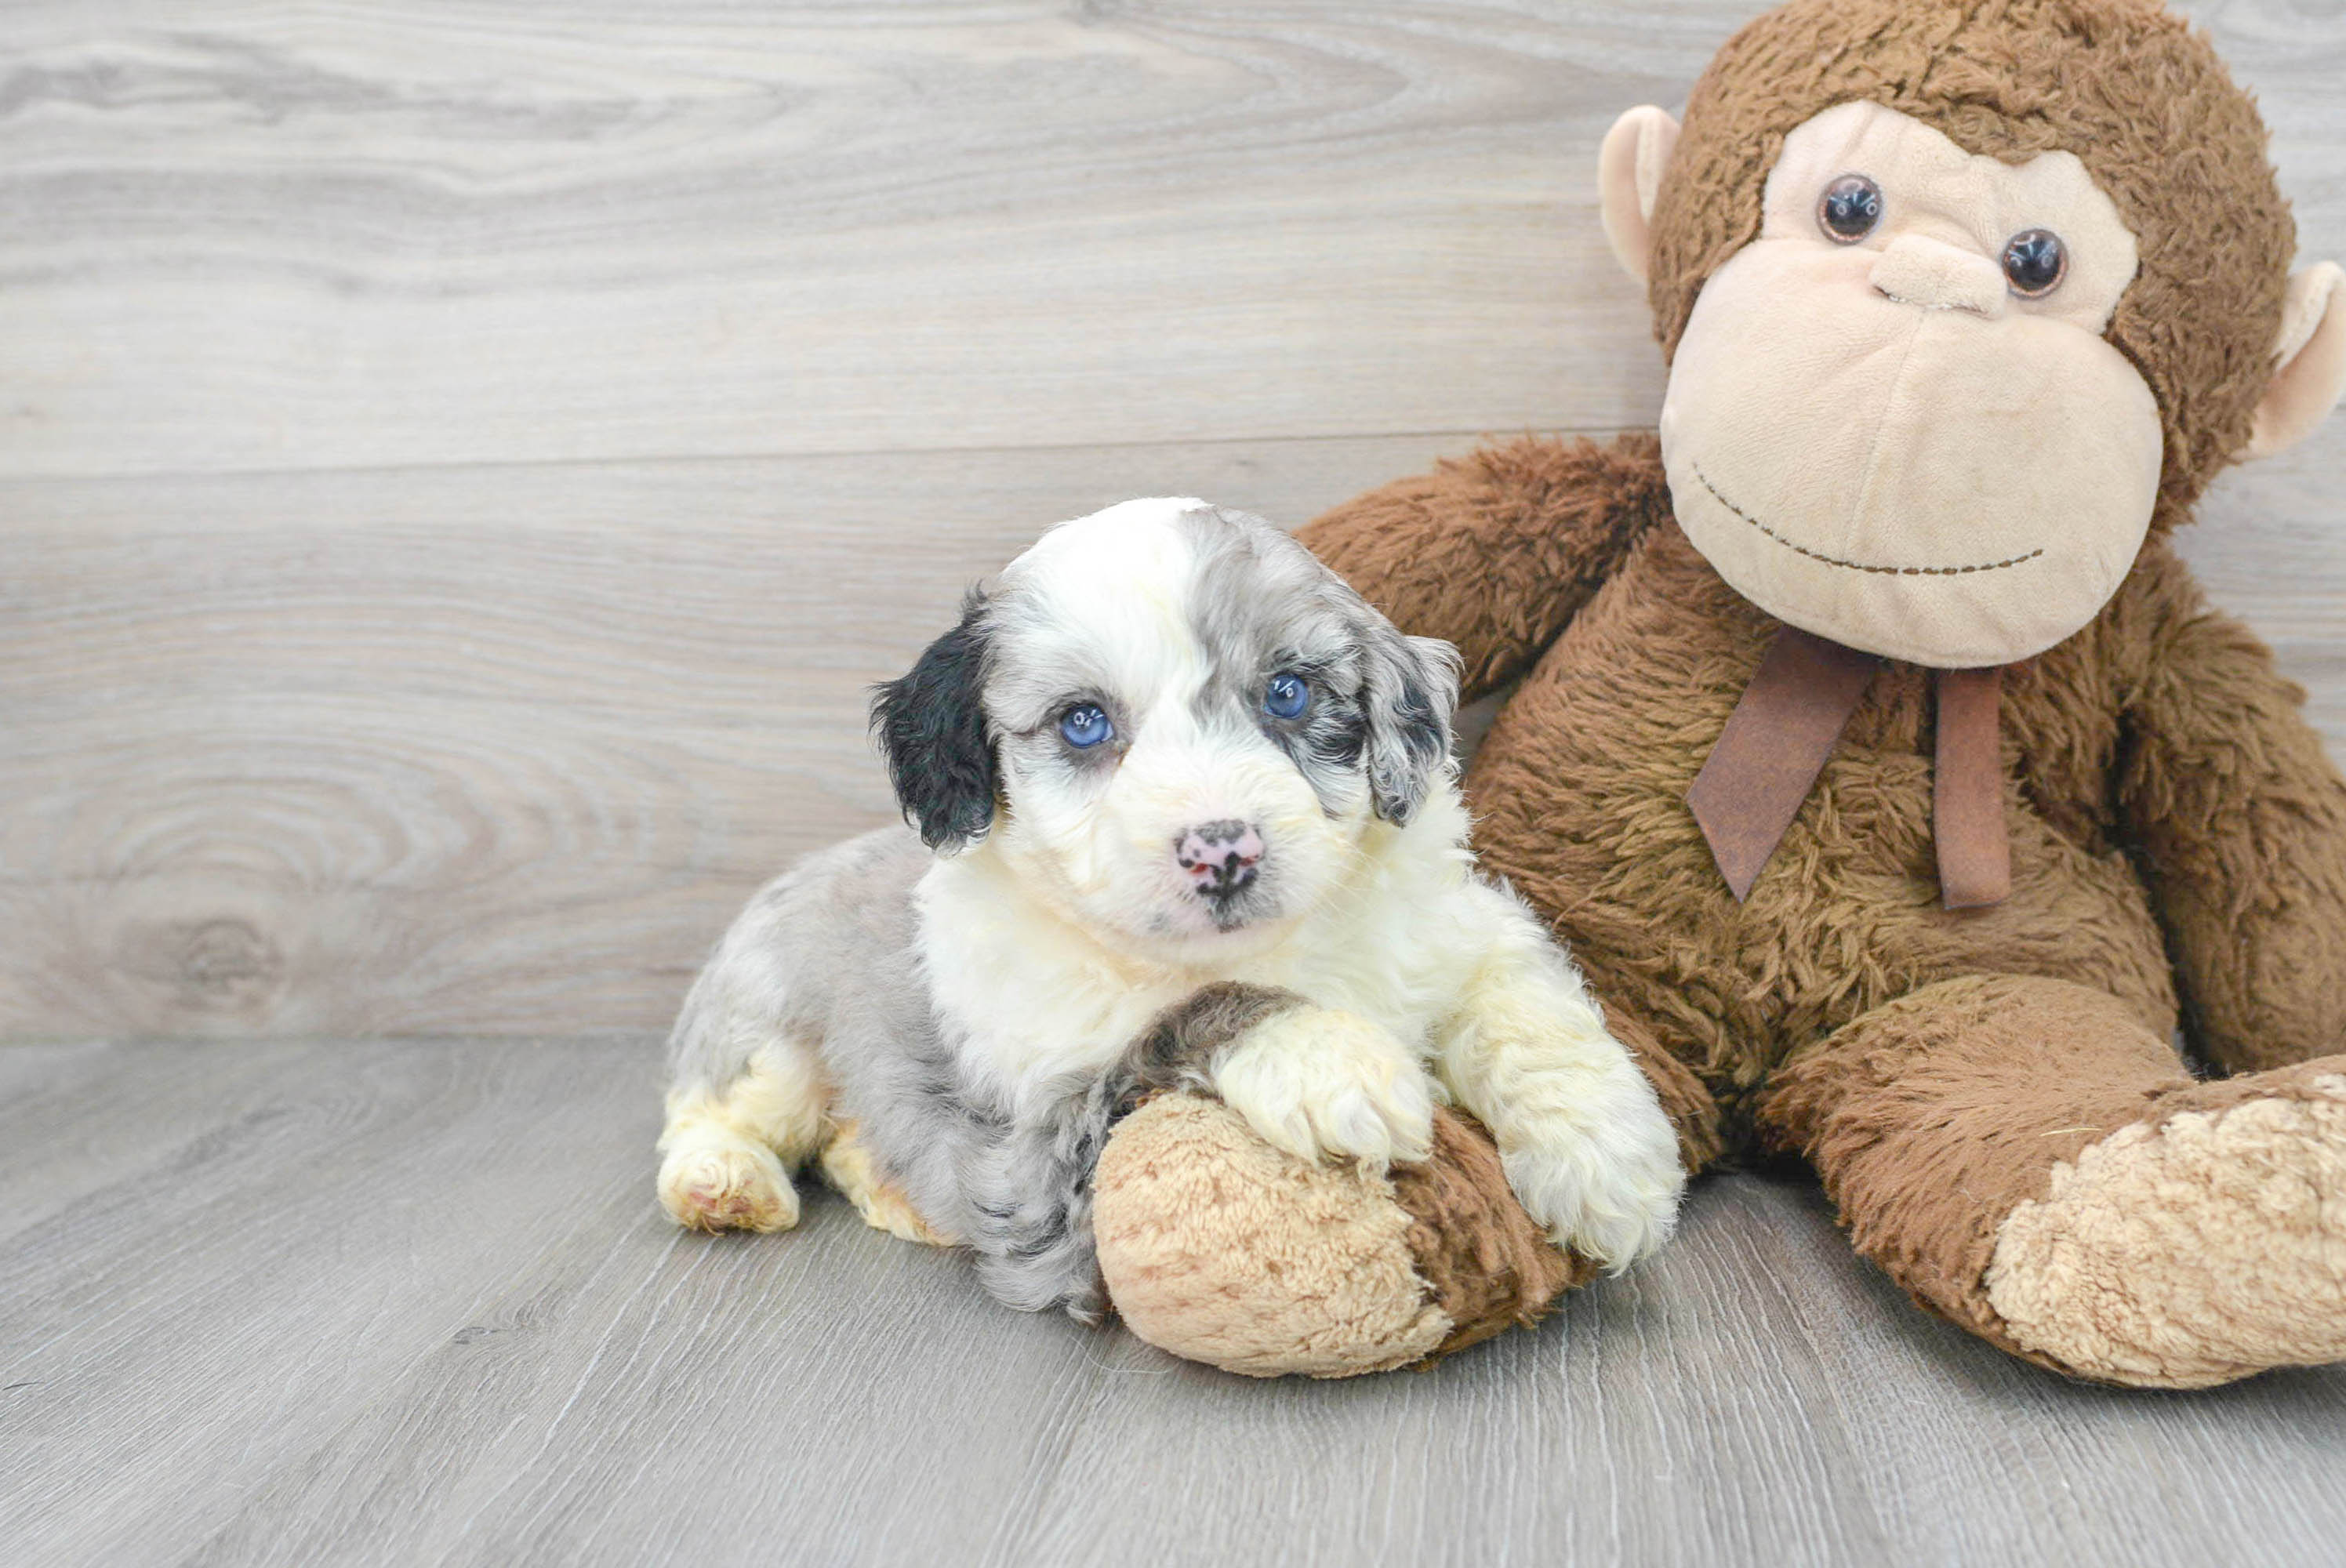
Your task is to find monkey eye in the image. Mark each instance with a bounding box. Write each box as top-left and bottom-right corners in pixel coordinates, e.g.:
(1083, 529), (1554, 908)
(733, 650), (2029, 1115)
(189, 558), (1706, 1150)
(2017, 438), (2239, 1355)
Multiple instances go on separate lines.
(2001, 229), (2067, 297)
(1817, 174), (1883, 243)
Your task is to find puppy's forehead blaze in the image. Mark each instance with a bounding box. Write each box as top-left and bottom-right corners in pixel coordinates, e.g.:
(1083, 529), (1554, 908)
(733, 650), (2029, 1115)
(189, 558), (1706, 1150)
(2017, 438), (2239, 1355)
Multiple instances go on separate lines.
(985, 499), (1213, 726)
(980, 499), (1372, 734)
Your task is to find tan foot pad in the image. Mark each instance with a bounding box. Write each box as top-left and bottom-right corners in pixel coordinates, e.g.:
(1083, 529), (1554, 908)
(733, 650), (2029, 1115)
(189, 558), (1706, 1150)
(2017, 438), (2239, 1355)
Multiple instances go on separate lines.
(1094, 1096), (1458, 1379)
(820, 1121), (952, 1246)
(1986, 1076), (2346, 1387)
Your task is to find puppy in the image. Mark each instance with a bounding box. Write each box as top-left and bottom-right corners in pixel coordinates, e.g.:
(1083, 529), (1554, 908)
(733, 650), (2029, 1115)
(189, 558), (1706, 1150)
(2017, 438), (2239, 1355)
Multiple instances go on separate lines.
(657, 499), (1685, 1319)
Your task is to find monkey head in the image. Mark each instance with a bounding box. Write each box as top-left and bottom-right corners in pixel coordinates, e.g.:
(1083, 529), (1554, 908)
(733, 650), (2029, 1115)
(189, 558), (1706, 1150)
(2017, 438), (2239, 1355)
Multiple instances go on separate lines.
(1597, 0), (2346, 669)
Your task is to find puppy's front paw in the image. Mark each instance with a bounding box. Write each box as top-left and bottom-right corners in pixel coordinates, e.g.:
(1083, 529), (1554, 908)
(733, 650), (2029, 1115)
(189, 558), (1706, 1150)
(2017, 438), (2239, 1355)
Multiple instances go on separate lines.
(658, 1126), (799, 1233)
(1501, 1102), (1684, 1271)
(1211, 1007), (1435, 1171)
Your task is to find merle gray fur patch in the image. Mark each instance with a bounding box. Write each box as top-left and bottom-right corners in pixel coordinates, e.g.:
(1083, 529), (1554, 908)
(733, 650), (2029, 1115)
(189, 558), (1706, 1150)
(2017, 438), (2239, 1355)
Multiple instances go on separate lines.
(1177, 506), (1460, 823)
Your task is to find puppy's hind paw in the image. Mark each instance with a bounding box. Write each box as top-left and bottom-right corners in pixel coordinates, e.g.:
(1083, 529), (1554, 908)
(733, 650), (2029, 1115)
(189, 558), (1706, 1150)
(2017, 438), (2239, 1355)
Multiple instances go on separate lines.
(1211, 1007), (1436, 1171)
(658, 1131), (799, 1234)
(820, 1120), (951, 1247)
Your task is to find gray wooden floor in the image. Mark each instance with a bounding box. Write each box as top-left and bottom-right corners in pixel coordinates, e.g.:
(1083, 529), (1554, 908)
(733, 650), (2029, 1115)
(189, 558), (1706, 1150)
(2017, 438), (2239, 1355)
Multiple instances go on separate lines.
(2, 1036), (2342, 1568)
(5, 2), (2345, 1564)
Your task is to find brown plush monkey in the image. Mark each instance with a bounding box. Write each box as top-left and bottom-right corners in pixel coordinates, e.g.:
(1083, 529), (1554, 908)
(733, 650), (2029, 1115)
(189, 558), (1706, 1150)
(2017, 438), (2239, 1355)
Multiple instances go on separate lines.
(1091, 0), (2346, 1387)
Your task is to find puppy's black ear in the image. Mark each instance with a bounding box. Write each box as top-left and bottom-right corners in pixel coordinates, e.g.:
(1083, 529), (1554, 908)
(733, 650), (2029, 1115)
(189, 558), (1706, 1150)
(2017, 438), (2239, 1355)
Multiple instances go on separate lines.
(871, 590), (999, 851)
(1361, 626), (1461, 826)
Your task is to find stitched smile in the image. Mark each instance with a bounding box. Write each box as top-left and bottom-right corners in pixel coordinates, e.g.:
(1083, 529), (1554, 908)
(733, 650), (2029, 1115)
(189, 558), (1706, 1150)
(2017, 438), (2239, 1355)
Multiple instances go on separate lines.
(1692, 461), (2045, 577)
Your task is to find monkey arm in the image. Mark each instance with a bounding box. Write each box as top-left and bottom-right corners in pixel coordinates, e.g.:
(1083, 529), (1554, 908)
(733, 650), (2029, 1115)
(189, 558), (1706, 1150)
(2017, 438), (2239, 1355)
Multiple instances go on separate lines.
(1295, 433), (1669, 701)
(2118, 579), (2346, 1074)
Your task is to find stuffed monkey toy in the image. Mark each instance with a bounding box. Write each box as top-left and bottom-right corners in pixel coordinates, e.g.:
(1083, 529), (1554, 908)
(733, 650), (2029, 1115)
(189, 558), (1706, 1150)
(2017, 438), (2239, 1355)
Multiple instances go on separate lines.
(1089, 0), (2346, 1388)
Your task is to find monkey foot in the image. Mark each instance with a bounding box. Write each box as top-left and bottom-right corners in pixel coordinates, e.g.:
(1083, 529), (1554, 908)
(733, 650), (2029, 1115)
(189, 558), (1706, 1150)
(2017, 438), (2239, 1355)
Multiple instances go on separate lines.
(1094, 1096), (1585, 1377)
(1985, 1071), (2346, 1387)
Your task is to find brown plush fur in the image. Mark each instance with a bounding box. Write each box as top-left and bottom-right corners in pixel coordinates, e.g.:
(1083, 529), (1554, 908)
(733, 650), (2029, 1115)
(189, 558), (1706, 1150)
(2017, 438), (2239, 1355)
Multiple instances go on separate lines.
(1759, 975), (2346, 1382)
(1302, 436), (2346, 1381)
(1755, 975), (2192, 1369)
(1291, 0), (2346, 1385)
(1605, 997), (1730, 1174)
(1390, 1110), (1592, 1361)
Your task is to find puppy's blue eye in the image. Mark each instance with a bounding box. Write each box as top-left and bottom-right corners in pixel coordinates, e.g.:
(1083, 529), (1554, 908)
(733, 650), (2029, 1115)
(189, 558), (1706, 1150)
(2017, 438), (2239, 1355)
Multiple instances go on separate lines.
(1263, 672), (1310, 720)
(1059, 705), (1113, 749)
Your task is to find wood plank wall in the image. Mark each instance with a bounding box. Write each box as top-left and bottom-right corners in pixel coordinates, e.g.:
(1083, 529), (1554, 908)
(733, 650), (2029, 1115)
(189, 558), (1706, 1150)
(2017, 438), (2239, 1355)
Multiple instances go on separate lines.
(3, 1), (2341, 1039)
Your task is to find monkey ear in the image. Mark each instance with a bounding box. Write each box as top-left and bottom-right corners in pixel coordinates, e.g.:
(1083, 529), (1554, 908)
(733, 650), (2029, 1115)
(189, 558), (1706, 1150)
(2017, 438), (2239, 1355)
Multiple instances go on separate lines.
(1598, 105), (1681, 287)
(870, 593), (1000, 852)
(2246, 261), (2346, 460)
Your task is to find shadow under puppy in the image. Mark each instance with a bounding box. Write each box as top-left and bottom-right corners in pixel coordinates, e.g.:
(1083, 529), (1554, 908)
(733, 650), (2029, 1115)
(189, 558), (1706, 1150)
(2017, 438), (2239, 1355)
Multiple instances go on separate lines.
(657, 499), (1683, 1321)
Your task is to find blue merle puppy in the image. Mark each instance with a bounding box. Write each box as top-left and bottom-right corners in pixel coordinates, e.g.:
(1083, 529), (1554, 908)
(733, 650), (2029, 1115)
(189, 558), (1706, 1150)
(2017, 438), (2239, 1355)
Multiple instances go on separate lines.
(657, 499), (1683, 1320)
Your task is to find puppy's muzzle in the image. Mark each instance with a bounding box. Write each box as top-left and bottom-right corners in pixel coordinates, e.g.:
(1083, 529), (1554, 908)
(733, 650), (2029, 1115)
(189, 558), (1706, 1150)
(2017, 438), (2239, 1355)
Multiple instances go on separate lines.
(1175, 820), (1264, 906)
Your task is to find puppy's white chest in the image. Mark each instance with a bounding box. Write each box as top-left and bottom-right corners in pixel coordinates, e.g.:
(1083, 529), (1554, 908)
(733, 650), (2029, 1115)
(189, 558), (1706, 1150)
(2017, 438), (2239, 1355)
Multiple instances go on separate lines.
(916, 868), (1165, 1105)
(939, 985), (1164, 1114)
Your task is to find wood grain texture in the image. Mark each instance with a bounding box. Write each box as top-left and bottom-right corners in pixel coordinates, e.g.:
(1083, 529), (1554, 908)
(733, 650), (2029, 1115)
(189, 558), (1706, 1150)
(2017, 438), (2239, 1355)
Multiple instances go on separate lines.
(0, 0), (2341, 1043)
(2, 1036), (2342, 1568)
(0, 0), (1683, 478)
(0, 435), (1470, 1036)
(0, 0), (2335, 480)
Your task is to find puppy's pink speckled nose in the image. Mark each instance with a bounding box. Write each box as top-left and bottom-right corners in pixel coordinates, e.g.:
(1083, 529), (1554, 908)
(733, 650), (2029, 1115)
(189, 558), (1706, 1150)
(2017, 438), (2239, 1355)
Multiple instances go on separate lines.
(1175, 820), (1264, 898)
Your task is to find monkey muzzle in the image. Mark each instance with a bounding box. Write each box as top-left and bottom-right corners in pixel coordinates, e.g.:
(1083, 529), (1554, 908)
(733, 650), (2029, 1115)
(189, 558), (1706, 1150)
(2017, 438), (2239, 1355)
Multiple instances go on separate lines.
(1660, 234), (2163, 670)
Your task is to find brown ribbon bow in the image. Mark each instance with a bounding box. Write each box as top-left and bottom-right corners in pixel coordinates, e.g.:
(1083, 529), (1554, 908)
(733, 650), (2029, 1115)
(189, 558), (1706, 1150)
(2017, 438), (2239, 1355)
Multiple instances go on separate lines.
(1686, 626), (2010, 909)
